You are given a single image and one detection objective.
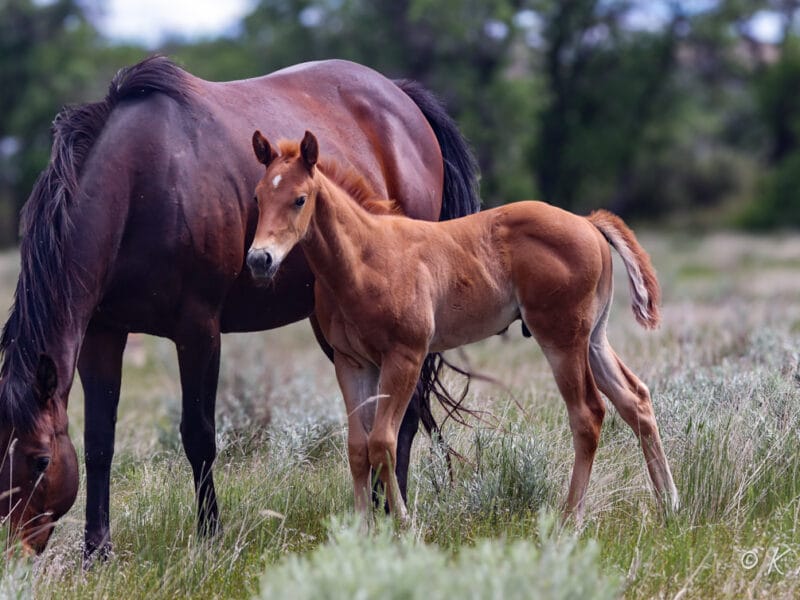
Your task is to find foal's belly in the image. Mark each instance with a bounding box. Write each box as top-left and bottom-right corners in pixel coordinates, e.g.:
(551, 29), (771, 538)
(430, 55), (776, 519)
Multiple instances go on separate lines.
(429, 298), (519, 352)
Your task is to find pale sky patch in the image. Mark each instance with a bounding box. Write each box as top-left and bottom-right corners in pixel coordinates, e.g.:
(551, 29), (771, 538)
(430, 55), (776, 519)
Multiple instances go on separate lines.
(745, 10), (784, 44)
(96, 0), (253, 48)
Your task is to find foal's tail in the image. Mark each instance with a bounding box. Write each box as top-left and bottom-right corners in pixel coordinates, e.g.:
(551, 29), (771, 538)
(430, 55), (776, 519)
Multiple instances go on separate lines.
(587, 210), (661, 329)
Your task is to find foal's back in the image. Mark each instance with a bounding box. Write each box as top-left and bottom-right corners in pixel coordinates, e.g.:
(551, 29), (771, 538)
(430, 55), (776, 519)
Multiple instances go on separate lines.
(373, 200), (609, 351)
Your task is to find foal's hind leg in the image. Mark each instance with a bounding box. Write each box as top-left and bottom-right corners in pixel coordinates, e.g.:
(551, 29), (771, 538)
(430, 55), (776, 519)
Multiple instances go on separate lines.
(541, 343), (606, 523)
(589, 335), (679, 512)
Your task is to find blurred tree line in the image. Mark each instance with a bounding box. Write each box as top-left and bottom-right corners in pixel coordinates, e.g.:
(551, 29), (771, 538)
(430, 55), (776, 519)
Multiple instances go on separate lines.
(1, 0), (799, 246)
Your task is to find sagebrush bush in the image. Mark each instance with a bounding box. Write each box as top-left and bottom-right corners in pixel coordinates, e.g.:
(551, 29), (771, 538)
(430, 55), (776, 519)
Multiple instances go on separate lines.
(259, 515), (620, 600)
(0, 556), (33, 600)
(454, 424), (556, 518)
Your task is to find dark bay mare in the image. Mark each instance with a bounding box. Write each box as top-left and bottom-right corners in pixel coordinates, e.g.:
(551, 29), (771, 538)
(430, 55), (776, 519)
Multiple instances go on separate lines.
(0, 56), (479, 558)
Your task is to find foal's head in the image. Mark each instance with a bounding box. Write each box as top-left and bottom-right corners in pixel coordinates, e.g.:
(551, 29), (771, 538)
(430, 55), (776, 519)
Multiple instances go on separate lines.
(247, 130), (320, 281)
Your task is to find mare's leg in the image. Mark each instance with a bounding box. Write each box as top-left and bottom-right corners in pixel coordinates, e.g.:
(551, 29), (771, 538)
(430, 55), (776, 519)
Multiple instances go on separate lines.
(369, 351), (426, 525)
(589, 334), (679, 512)
(334, 355), (380, 518)
(79, 323), (127, 564)
(540, 342), (606, 523)
(393, 384), (421, 503)
(176, 306), (221, 537)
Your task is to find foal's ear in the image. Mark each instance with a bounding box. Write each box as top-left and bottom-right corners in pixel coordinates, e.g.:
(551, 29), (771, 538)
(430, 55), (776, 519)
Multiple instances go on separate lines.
(252, 130), (277, 166)
(35, 354), (58, 405)
(300, 130), (318, 172)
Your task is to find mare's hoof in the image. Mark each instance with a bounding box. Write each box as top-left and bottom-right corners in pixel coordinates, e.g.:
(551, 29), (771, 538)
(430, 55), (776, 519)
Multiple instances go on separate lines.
(198, 517), (222, 539)
(82, 540), (113, 569)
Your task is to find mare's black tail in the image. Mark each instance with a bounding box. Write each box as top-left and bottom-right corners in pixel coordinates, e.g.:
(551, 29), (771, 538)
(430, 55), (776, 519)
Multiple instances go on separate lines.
(394, 79), (480, 221)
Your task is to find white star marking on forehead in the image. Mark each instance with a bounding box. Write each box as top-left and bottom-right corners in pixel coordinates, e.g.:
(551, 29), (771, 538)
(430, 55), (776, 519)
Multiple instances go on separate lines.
(272, 174), (282, 189)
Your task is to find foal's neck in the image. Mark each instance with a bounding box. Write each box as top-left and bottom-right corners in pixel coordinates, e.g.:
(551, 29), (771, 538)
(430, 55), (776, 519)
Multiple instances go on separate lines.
(301, 174), (381, 293)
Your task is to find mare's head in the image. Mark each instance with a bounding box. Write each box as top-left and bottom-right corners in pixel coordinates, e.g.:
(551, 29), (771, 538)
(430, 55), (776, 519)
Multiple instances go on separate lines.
(1, 355), (78, 554)
(247, 130), (320, 281)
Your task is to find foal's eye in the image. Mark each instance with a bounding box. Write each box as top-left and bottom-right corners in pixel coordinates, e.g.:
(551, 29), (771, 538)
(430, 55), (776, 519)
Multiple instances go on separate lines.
(294, 195), (306, 207)
(32, 456), (50, 474)
(253, 195), (258, 204)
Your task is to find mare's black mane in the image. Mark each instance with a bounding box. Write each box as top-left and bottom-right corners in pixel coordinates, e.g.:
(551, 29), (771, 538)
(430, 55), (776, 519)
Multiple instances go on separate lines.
(0, 56), (191, 430)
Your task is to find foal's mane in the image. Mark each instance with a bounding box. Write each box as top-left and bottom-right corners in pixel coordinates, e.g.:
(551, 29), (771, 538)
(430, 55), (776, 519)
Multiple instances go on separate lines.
(276, 140), (402, 215)
(0, 56), (193, 430)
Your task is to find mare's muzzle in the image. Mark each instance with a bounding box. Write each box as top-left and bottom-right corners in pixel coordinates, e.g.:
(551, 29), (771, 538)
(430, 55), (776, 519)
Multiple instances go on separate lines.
(246, 248), (279, 280)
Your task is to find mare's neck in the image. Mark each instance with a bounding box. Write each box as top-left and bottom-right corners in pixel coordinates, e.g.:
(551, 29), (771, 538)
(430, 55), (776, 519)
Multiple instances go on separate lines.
(300, 176), (380, 294)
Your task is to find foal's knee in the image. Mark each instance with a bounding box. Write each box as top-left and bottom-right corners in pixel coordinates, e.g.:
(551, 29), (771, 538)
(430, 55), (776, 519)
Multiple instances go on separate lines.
(367, 433), (396, 475)
(347, 441), (370, 478)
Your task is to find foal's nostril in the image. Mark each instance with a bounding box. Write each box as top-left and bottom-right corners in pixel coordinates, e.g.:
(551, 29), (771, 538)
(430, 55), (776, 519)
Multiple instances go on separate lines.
(246, 248), (274, 276)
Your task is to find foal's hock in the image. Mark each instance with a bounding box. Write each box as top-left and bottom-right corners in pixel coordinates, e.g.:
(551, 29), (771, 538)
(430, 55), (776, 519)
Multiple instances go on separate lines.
(249, 130), (679, 524)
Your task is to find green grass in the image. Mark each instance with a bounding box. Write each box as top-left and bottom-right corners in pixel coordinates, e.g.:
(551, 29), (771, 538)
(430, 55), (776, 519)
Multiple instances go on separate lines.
(2, 231), (800, 599)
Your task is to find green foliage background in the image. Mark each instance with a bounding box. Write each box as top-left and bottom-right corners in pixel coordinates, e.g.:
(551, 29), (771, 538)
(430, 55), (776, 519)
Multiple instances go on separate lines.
(1, 0), (800, 246)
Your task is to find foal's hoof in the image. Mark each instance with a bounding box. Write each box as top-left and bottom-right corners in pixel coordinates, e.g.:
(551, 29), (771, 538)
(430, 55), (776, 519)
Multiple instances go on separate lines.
(660, 493), (681, 521)
(395, 510), (412, 531)
(560, 506), (585, 530)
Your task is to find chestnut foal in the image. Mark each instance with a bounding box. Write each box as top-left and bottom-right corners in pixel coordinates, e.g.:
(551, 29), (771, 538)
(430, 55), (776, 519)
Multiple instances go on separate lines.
(248, 130), (679, 524)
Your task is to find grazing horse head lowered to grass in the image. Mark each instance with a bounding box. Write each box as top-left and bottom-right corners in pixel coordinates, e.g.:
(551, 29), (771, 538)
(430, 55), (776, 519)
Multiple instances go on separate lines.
(249, 130), (679, 524)
(1, 355), (79, 554)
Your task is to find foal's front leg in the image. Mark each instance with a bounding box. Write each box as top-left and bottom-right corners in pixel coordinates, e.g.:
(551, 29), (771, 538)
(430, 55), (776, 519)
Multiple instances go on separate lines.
(369, 350), (426, 526)
(334, 354), (380, 518)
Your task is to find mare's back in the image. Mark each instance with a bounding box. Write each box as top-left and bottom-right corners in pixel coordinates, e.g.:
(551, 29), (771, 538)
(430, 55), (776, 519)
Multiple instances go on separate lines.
(74, 60), (444, 334)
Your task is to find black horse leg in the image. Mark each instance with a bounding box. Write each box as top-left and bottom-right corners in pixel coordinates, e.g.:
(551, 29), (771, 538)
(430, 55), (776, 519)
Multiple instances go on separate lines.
(78, 323), (127, 565)
(176, 312), (221, 538)
(394, 383), (422, 501)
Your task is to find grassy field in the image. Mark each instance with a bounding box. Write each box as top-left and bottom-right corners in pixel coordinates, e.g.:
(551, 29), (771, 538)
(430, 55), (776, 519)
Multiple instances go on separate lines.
(2, 231), (800, 599)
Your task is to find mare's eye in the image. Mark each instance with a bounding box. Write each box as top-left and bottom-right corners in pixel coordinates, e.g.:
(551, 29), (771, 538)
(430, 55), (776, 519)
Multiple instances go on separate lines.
(33, 456), (50, 474)
(253, 195), (258, 204)
(294, 195), (306, 207)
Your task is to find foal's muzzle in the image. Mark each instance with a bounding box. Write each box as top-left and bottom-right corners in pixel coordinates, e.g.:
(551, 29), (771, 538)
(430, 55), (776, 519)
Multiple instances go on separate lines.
(246, 248), (279, 280)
